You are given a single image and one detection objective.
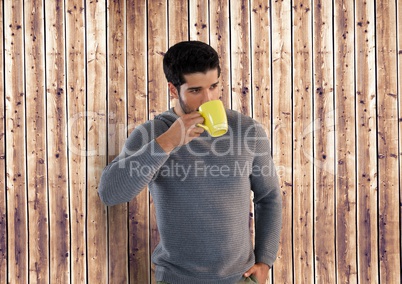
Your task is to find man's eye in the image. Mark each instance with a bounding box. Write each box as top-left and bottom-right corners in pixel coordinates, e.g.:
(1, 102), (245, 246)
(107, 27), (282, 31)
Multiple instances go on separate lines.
(190, 89), (200, 93)
(210, 84), (218, 89)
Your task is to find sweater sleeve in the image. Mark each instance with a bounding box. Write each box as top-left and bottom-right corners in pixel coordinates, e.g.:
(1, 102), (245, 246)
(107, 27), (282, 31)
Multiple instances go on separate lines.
(98, 121), (170, 206)
(250, 123), (282, 267)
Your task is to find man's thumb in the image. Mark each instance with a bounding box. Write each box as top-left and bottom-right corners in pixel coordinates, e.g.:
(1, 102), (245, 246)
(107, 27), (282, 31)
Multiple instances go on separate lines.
(243, 266), (256, 277)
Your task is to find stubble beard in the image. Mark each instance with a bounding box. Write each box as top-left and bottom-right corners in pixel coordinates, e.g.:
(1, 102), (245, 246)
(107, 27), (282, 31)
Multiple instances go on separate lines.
(178, 94), (194, 114)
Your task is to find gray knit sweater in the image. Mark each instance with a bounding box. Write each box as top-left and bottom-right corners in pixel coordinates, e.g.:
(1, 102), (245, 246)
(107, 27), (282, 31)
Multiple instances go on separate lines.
(98, 108), (282, 284)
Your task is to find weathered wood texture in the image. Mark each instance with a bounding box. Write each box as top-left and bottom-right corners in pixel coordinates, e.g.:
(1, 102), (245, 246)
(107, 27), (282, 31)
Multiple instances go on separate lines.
(5, 0), (28, 283)
(66, 0), (87, 282)
(45, 0), (71, 282)
(271, 1), (292, 283)
(210, 0), (230, 108)
(127, 0), (149, 283)
(147, 1), (168, 283)
(292, 0), (314, 283)
(107, 1), (128, 283)
(190, 0), (209, 42)
(398, 2), (402, 283)
(376, 1), (400, 283)
(355, 0), (378, 282)
(313, 1), (336, 282)
(25, 0), (49, 283)
(0, 1), (6, 282)
(0, 1), (400, 283)
(86, 1), (108, 283)
(334, 1), (357, 283)
(230, 0), (251, 115)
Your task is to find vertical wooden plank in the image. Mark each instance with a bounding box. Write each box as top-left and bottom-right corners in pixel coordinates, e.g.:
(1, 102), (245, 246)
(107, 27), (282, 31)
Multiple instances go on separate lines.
(66, 0), (86, 282)
(230, 0), (251, 115)
(148, 0), (168, 119)
(189, 0), (209, 42)
(45, 0), (70, 282)
(25, 0), (49, 282)
(107, 0), (128, 282)
(355, 1), (379, 283)
(251, 0), (271, 133)
(148, 1), (168, 282)
(376, 1), (401, 282)
(292, 0), (314, 283)
(4, 0), (28, 282)
(312, 0), (336, 283)
(334, 1), (357, 283)
(355, 1), (378, 282)
(236, 3), (261, 282)
(271, 0), (292, 283)
(210, 0), (231, 108)
(398, 2), (402, 278)
(0, 0), (6, 282)
(231, 7), (254, 282)
(86, 0), (108, 282)
(127, 0), (149, 283)
(168, 0), (188, 107)
(168, 0), (188, 44)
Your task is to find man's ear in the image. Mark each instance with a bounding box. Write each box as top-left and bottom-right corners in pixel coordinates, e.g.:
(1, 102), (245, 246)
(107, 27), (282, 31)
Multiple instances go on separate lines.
(168, 82), (179, 99)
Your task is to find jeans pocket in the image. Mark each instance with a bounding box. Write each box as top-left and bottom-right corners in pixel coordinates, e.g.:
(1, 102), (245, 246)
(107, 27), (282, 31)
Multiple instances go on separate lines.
(249, 275), (259, 284)
(239, 275), (259, 284)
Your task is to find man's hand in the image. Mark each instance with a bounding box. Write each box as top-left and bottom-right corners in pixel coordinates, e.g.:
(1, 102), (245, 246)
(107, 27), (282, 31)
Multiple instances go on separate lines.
(243, 263), (270, 284)
(156, 112), (205, 153)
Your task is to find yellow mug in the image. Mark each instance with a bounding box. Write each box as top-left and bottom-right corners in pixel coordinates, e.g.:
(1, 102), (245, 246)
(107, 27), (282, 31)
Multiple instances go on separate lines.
(197, 100), (228, 137)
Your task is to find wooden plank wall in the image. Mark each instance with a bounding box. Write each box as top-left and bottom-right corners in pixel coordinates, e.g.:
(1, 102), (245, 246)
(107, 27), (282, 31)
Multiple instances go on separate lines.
(1, 0), (401, 283)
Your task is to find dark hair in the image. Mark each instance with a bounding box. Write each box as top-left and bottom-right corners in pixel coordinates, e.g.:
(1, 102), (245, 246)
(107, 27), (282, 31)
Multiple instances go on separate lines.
(163, 41), (221, 90)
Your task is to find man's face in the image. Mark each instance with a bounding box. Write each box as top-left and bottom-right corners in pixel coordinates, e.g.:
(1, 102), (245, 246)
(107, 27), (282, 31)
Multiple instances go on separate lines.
(170, 69), (220, 115)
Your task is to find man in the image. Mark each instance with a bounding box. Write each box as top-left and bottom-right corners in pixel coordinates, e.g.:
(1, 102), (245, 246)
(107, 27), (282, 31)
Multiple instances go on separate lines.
(98, 41), (282, 284)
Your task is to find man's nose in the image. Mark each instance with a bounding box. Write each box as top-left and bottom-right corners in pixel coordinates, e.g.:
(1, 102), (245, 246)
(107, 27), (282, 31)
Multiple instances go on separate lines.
(202, 89), (213, 103)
